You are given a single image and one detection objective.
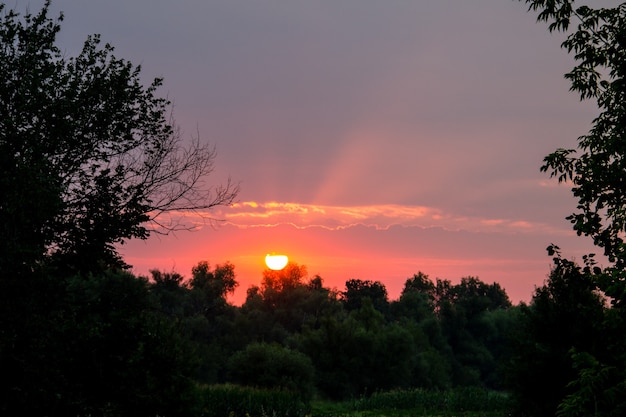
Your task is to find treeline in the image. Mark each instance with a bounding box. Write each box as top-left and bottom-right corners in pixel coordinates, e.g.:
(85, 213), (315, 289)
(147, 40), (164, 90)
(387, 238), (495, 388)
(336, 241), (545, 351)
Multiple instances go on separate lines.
(1, 254), (616, 416)
(3, 2), (626, 416)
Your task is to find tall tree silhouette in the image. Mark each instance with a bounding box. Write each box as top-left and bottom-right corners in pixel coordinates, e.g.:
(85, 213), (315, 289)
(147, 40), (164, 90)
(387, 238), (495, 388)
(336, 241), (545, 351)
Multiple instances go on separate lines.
(0, 1), (238, 275)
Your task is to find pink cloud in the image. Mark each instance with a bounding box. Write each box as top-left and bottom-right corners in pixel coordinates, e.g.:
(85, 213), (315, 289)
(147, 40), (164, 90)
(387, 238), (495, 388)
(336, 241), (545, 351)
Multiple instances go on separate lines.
(120, 201), (600, 306)
(200, 201), (573, 238)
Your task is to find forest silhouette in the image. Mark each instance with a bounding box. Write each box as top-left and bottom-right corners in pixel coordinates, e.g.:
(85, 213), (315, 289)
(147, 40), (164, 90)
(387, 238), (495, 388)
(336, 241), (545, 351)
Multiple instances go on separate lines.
(2, 1), (626, 417)
(0, 253), (612, 416)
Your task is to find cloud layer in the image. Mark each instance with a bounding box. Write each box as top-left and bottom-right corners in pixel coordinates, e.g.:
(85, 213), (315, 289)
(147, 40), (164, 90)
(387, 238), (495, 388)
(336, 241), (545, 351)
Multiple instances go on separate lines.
(33, 0), (606, 304)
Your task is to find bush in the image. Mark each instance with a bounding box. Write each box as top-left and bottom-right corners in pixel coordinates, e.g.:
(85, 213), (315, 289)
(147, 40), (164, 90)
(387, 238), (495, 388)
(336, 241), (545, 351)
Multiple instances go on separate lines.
(227, 342), (315, 401)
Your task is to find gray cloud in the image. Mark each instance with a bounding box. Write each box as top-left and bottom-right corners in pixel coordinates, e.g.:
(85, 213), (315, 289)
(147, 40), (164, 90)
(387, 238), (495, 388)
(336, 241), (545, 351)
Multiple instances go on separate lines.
(22, 0), (609, 301)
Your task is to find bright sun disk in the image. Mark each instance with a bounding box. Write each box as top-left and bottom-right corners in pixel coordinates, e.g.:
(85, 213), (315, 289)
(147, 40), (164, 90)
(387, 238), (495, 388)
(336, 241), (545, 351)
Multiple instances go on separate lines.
(265, 254), (288, 270)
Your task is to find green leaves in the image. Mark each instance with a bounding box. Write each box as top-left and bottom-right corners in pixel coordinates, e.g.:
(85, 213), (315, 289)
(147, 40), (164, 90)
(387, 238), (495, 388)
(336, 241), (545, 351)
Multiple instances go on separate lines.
(557, 350), (621, 417)
(227, 342), (315, 400)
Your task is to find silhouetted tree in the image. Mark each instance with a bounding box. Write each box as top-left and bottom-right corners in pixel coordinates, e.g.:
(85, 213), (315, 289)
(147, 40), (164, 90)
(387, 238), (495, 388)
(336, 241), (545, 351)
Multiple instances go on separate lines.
(294, 298), (415, 399)
(149, 269), (187, 317)
(227, 342), (315, 400)
(261, 263), (307, 295)
(0, 1), (238, 275)
(188, 261), (238, 315)
(506, 251), (605, 417)
(242, 267), (341, 340)
(342, 278), (389, 315)
(436, 277), (511, 387)
(391, 272), (436, 322)
(520, 1), (626, 414)
(0, 2), (236, 415)
(403, 272), (437, 297)
(0, 270), (199, 417)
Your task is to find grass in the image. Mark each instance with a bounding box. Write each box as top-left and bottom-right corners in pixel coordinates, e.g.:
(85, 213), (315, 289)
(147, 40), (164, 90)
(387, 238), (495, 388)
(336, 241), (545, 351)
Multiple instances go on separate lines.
(78, 386), (513, 417)
(310, 387), (513, 417)
(196, 385), (513, 417)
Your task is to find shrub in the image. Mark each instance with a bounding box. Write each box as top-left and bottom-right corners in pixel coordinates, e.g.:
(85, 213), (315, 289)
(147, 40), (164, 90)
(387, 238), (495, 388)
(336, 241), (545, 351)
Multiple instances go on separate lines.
(227, 342), (315, 400)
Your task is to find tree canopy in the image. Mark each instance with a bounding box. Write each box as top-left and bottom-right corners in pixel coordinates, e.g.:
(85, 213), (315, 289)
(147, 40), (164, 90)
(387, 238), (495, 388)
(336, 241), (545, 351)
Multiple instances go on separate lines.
(6, 1), (626, 415)
(518, 1), (626, 416)
(533, 0), (626, 278)
(0, 1), (238, 274)
(0, 3), (238, 414)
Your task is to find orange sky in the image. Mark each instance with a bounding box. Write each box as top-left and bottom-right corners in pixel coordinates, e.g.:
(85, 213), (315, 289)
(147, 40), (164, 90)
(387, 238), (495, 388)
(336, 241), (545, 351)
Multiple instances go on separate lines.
(41, 0), (609, 306)
(120, 200), (600, 306)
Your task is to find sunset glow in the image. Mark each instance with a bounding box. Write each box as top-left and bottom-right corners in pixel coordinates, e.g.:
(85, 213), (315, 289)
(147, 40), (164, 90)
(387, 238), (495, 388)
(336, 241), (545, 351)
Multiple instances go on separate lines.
(121, 199), (601, 306)
(87, 0), (605, 307)
(11, 2), (623, 413)
(265, 254), (289, 270)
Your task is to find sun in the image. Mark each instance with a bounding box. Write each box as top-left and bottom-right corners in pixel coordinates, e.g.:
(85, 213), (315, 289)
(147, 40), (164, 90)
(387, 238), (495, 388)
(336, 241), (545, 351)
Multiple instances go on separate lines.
(265, 253), (288, 270)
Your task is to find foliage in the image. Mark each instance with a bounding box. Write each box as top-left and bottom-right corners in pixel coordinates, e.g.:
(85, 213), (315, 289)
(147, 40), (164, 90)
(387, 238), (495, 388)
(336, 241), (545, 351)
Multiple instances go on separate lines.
(65, 271), (200, 417)
(190, 260), (238, 300)
(243, 269), (342, 339)
(0, 269), (200, 417)
(148, 269), (188, 316)
(505, 250), (606, 417)
(227, 342), (316, 400)
(187, 260), (239, 326)
(0, 1), (237, 275)
(519, 1), (626, 416)
(5, 0), (614, 415)
(432, 277), (512, 388)
(556, 350), (622, 417)
(0, 251), (521, 414)
(148, 263), (244, 386)
(0, 2), (238, 415)
(294, 294), (450, 399)
(0, 266), (67, 416)
(342, 279), (389, 315)
(391, 273), (437, 323)
(528, 0), (626, 285)
(262, 263), (308, 294)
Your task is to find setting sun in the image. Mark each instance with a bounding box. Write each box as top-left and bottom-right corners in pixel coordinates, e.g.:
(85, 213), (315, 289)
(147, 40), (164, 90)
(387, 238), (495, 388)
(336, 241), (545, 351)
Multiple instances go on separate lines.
(265, 254), (288, 270)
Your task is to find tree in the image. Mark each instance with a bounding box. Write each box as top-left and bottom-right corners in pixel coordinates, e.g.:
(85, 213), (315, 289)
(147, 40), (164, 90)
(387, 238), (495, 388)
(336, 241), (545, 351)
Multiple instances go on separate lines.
(261, 263), (308, 294)
(505, 252), (605, 417)
(0, 1), (238, 274)
(403, 272), (437, 298)
(148, 269), (187, 317)
(391, 272), (437, 320)
(431, 277), (511, 387)
(342, 278), (389, 315)
(227, 342), (315, 400)
(0, 269), (200, 417)
(63, 271), (199, 417)
(529, 0), (626, 296)
(390, 275), (454, 389)
(244, 266), (341, 338)
(189, 261), (238, 312)
(259, 262), (308, 315)
(520, 1), (626, 415)
(0, 3), (237, 415)
(451, 277), (511, 317)
(293, 301), (416, 400)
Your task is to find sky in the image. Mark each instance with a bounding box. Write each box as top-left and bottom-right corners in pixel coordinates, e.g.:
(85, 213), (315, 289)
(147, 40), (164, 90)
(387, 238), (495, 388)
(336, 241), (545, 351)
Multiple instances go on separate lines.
(23, 0), (615, 305)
